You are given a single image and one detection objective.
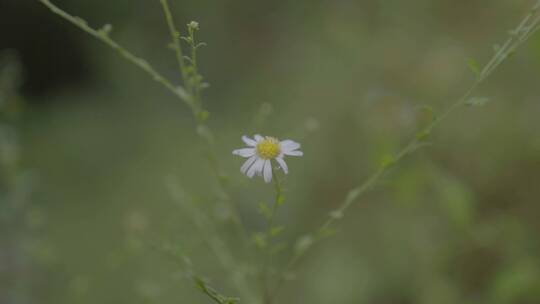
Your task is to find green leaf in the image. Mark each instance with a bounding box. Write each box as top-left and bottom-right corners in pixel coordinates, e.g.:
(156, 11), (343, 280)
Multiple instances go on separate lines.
(270, 226), (285, 237)
(277, 194), (286, 206)
(218, 173), (229, 185)
(252, 233), (267, 249)
(197, 110), (210, 122)
(98, 24), (113, 36)
(416, 129), (431, 141)
(257, 202), (272, 219)
(294, 235), (313, 255)
(417, 105), (435, 117)
(196, 42), (208, 49)
(329, 209), (344, 220)
(467, 58), (481, 77)
(465, 97), (490, 107)
(380, 154), (396, 168)
(319, 226), (338, 238)
(180, 36), (193, 44)
(194, 276), (239, 304)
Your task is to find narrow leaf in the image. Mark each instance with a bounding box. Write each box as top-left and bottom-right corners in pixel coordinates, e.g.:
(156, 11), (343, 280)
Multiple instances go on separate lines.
(465, 97), (490, 107)
(467, 57), (481, 77)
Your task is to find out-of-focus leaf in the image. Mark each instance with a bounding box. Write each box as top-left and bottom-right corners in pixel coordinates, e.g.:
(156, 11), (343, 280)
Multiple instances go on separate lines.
(437, 175), (475, 229)
(465, 97), (490, 107)
(467, 57), (481, 77)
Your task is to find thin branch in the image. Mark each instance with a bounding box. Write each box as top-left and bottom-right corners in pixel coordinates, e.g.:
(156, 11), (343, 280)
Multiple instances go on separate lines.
(159, 0), (190, 92)
(37, 0), (252, 301)
(37, 0), (192, 106)
(38, 0), (249, 248)
(167, 180), (257, 303)
(273, 1), (540, 298)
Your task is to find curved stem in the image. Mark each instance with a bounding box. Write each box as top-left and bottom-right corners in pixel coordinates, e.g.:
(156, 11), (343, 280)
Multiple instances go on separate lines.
(272, 1), (540, 299)
(37, 0), (192, 106)
(37, 0), (252, 299)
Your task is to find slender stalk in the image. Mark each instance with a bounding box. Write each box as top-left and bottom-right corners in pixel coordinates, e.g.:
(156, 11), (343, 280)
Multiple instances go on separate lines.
(157, 0), (249, 244)
(262, 168), (283, 304)
(159, 0), (190, 91)
(272, 0), (540, 298)
(168, 182), (256, 303)
(158, 244), (240, 304)
(37, 0), (251, 300)
(38, 0), (249, 244)
(160, 7), (249, 244)
(156, 4), (253, 297)
(268, 170), (282, 231)
(37, 0), (192, 106)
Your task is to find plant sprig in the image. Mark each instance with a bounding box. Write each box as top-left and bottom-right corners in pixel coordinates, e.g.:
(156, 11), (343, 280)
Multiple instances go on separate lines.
(37, 0), (192, 107)
(195, 277), (240, 304)
(37, 0), (248, 301)
(167, 179), (257, 303)
(259, 169), (286, 304)
(36, 0), (540, 303)
(271, 0), (540, 299)
(159, 0), (208, 122)
(157, 1), (247, 243)
(157, 242), (240, 304)
(39, 0), (249, 242)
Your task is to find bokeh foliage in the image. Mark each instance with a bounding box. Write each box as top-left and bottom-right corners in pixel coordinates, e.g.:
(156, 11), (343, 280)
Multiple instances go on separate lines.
(1, 0), (540, 303)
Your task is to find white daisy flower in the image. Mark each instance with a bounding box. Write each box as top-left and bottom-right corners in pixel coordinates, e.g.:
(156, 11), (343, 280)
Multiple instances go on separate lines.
(232, 135), (303, 183)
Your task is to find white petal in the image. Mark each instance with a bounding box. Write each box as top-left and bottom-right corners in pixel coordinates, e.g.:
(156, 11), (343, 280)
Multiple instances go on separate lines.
(280, 140), (301, 152)
(284, 150), (303, 156)
(240, 155), (258, 174)
(232, 148), (256, 158)
(263, 160), (272, 183)
(242, 136), (257, 147)
(254, 134), (263, 142)
(247, 159), (264, 178)
(276, 157), (288, 174)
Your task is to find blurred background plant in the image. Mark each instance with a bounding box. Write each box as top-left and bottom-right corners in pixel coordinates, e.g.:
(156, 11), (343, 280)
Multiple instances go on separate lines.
(1, 0), (540, 303)
(0, 51), (43, 303)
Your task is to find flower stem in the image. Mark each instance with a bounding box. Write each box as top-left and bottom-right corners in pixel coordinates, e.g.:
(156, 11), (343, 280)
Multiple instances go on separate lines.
(262, 167), (283, 304)
(159, 0), (190, 92)
(37, 0), (251, 300)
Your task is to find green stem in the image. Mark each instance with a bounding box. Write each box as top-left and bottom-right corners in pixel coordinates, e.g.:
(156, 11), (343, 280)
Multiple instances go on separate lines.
(168, 182), (256, 302)
(189, 27), (202, 102)
(262, 167), (282, 304)
(37, 0), (252, 299)
(269, 169), (282, 230)
(38, 0), (249, 239)
(159, 0), (190, 93)
(37, 0), (192, 106)
(271, 1), (540, 299)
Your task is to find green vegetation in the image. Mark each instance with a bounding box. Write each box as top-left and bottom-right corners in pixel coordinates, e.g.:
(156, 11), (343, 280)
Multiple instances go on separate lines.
(2, 0), (540, 303)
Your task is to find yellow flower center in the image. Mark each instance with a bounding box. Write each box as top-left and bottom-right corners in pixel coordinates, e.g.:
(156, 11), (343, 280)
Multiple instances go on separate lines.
(256, 137), (281, 159)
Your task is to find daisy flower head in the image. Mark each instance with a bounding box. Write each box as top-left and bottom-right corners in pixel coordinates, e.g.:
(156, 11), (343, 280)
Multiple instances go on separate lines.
(232, 135), (303, 183)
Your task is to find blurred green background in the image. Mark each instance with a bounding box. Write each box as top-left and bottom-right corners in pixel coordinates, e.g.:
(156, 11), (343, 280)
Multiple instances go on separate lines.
(2, 0), (540, 303)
